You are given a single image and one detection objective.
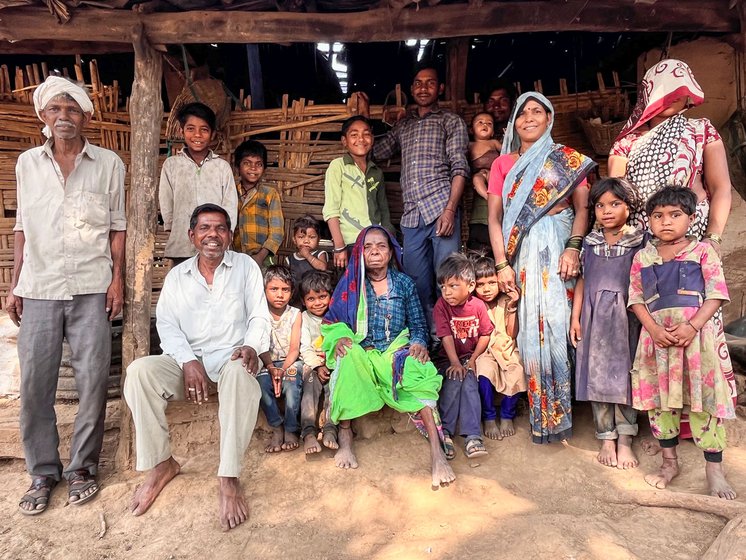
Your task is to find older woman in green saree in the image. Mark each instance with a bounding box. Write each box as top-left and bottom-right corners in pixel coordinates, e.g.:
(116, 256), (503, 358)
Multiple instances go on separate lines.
(321, 226), (455, 488)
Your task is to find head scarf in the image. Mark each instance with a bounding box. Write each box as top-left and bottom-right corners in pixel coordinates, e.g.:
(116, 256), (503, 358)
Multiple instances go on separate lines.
(33, 76), (94, 138)
(500, 91), (556, 244)
(324, 226), (402, 338)
(615, 59), (704, 142)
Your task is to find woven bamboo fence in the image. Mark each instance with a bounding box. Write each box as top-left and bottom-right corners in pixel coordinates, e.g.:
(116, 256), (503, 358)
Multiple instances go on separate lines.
(0, 60), (624, 309)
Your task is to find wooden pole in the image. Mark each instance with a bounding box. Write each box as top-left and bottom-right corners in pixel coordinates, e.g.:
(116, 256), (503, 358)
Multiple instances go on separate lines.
(445, 37), (469, 106)
(116, 25), (163, 469)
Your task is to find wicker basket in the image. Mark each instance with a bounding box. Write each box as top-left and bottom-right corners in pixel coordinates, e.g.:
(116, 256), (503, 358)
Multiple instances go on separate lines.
(578, 117), (626, 157)
(165, 78), (231, 142)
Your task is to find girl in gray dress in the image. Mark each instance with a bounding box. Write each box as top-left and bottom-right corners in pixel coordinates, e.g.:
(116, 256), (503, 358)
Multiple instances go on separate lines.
(570, 178), (646, 469)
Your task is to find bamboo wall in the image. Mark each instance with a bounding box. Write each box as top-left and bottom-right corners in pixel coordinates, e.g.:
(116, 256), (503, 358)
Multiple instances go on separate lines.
(0, 62), (622, 309)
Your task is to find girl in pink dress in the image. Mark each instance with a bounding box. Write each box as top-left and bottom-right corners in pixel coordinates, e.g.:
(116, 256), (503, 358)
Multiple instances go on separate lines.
(628, 186), (735, 500)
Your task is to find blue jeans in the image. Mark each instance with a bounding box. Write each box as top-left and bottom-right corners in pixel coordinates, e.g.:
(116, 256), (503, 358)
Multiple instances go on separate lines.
(257, 360), (303, 433)
(438, 369), (481, 439)
(401, 211), (462, 334)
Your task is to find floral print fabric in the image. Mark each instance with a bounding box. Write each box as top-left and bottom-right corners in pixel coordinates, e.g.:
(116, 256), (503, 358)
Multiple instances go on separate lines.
(629, 239), (735, 419)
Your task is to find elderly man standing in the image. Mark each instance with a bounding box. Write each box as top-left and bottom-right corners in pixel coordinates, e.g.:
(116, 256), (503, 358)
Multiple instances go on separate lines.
(8, 76), (126, 515)
(124, 204), (268, 531)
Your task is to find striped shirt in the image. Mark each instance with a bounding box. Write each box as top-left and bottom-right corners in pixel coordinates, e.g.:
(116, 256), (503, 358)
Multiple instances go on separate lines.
(582, 226), (646, 259)
(373, 107), (469, 228)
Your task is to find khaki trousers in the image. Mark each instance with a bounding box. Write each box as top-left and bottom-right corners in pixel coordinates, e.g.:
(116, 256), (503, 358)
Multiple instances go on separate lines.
(124, 355), (260, 477)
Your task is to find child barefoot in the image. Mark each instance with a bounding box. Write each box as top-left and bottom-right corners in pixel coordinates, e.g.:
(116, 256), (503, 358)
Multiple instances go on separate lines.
(434, 254), (493, 459)
(570, 178), (646, 469)
(472, 256), (526, 440)
(629, 186), (736, 499)
(258, 265), (303, 453)
(287, 215), (329, 308)
(467, 113), (502, 254)
(299, 271), (338, 454)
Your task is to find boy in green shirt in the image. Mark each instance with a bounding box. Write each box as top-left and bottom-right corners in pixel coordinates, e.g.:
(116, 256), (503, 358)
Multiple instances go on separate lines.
(323, 115), (393, 269)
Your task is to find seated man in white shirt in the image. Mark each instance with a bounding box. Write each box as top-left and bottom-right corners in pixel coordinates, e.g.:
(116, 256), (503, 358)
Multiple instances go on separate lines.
(124, 203), (270, 531)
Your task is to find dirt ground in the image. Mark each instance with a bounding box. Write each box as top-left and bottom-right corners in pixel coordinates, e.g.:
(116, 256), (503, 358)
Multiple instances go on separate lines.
(1, 397), (744, 560)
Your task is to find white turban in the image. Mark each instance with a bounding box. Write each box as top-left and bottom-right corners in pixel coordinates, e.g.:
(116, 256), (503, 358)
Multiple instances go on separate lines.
(33, 76), (94, 138)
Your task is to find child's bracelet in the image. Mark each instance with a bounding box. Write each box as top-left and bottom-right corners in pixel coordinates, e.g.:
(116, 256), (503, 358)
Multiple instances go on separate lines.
(505, 305), (518, 314)
(685, 320), (700, 332)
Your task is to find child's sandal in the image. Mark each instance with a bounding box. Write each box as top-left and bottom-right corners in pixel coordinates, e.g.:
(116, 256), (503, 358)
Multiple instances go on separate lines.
(465, 437), (488, 459)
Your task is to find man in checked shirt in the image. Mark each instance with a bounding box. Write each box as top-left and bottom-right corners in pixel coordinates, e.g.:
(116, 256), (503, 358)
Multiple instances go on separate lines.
(362, 65), (470, 337)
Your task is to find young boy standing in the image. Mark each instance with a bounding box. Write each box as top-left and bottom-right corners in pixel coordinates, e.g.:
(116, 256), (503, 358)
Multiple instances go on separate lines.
(323, 115), (393, 269)
(258, 265), (303, 453)
(159, 102), (237, 263)
(298, 271), (338, 454)
(433, 254), (493, 459)
(232, 139), (284, 268)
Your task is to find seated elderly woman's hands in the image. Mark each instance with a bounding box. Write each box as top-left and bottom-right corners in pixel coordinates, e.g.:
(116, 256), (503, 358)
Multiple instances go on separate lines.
(334, 337), (353, 359)
(408, 343), (430, 364)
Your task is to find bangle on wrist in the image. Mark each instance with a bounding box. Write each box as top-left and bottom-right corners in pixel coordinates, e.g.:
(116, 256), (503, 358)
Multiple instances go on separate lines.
(496, 260), (510, 271)
(333, 246), (347, 254)
(686, 320), (700, 332)
(444, 207), (456, 214)
(704, 233), (722, 244)
(564, 247), (581, 253)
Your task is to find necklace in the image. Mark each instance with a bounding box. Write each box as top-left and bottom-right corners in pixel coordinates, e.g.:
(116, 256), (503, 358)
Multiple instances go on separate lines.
(658, 238), (687, 246)
(605, 227), (624, 237)
(368, 270), (387, 282)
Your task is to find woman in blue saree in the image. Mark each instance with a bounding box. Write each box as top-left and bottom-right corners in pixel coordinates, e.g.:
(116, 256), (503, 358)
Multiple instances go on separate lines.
(321, 226), (455, 488)
(487, 92), (595, 443)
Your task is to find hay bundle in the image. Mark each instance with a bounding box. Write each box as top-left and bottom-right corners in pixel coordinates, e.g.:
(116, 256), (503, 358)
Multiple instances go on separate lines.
(165, 78), (230, 142)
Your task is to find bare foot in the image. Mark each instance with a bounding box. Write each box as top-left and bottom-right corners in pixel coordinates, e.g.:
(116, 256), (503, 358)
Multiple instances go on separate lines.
(131, 457), (180, 516)
(597, 440), (618, 467)
(334, 426), (358, 469)
(218, 477), (249, 531)
(282, 431), (299, 451)
(322, 429), (339, 450)
(641, 438), (662, 456)
(431, 446), (456, 490)
(499, 418), (516, 438)
(616, 435), (639, 470)
(706, 462), (737, 500)
(483, 419), (501, 440)
(265, 426), (284, 453)
(304, 433), (322, 454)
(644, 455), (679, 490)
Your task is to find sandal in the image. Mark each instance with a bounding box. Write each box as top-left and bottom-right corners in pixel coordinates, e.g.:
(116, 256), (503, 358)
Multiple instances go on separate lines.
(68, 470), (100, 506)
(443, 434), (456, 461)
(465, 437), (489, 459)
(19, 476), (57, 516)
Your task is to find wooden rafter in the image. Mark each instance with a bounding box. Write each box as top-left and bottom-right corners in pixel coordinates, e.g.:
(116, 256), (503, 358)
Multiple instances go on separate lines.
(0, 1), (739, 47)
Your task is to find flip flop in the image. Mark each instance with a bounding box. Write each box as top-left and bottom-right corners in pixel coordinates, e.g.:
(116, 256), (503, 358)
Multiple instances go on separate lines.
(443, 434), (456, 461)
(67, 470), (100, 506)
(19, 476), (57, 516)
(465, 438), (489, 459)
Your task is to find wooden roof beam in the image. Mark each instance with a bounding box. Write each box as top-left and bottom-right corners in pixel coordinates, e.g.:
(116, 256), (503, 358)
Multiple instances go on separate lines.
(0, 0), (738, 46)
(0, 40), (133, 54)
